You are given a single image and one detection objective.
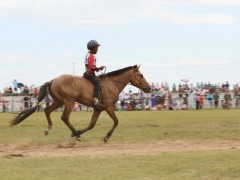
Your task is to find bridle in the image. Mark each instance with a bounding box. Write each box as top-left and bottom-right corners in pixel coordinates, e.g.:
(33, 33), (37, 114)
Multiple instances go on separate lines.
(98, 67), (149, 91)
(132, 72), (149, 91)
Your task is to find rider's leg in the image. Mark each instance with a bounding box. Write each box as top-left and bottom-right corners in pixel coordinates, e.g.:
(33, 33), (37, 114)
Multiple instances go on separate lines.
(84, 73), (102, 107)
(92, 76), (101, 106)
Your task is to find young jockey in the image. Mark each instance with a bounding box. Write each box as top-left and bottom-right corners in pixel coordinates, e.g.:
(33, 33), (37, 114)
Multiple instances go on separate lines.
(83, 40), (105, 108)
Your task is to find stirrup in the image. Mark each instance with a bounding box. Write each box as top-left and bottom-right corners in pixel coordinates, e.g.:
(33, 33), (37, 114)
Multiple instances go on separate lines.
(93, 98), (99, 105)
(93, 98), (103, 109)
(93, 104), (103, 110)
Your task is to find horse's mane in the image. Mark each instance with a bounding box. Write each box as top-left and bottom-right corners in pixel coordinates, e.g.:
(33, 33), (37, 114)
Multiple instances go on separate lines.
(101, 65), (137, 77)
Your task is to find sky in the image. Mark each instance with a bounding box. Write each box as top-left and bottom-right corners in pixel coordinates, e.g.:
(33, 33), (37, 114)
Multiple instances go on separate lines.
(0, 0), (240, 92)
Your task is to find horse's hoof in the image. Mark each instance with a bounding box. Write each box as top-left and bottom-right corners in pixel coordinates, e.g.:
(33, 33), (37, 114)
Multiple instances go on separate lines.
(71, 131), (81, 141)
(103, 137), (108, 143)
(44, 130), (49, 136)
(76, 130), (82, 135)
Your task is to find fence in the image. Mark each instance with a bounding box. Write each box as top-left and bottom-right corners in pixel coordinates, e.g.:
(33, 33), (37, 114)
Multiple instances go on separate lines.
(0, 93), (239, 113)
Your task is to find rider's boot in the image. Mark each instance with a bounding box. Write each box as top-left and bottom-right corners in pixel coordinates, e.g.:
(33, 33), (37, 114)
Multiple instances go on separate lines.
(93, 97), (103, 109)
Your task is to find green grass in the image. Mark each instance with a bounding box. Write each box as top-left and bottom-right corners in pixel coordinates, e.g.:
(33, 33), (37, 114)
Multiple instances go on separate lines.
(1, 109), (240, 144)
(1, 151), (240, 180)
(0, 109), (240, 179)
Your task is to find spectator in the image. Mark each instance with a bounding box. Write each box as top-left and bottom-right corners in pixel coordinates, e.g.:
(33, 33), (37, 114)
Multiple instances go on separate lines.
(33, 87), (39, 98)
(168, 94), (174, 110)
(139, 91), (145, 110)
(213, 92), (219, 108)
(199, 93), (205, 109)
(44, 93), (51, 107)
(183, 94), (188, 108)
(223, 92), (231, 109)
(119, 91), (125, 110)
(2, 100), (6, 112)
(195, 93), (200, 110)
(207, 93), (214, 108)
(150, 82), (155, 91)
(23, 95), (30, 109)
(144, 101), (151, 110)
(172, 83), (177, 92)
(135, 103), (142, 110)
(235, 94), (240, 108)
(151, 93), (156, 109)
(8, 86), (13, 94)
(225, 81), (230, 89)
(155, 94), (161, 109)
(23, 85), (29, 95)
(12, 79), (18, 94)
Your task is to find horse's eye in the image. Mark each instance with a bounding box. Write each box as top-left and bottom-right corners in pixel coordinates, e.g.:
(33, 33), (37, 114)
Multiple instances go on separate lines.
(140, 74), (143, 77)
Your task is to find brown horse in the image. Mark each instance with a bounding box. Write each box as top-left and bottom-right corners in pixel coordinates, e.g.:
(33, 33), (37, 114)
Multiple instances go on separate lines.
(10, 65), (151, 143)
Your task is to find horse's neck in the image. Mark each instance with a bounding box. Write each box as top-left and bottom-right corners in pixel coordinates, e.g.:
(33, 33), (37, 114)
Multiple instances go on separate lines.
(108, 71), (132, 92)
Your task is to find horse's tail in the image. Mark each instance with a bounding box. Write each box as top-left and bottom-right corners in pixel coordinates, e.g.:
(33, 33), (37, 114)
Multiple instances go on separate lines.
(9, 81), (53, 127)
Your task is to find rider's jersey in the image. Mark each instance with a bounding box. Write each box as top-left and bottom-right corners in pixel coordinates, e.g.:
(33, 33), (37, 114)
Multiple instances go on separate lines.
(84, 52), (97, 74)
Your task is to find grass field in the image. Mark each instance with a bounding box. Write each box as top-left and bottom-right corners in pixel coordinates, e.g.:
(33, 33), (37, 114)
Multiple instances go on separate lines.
(0, 109), (240, 179)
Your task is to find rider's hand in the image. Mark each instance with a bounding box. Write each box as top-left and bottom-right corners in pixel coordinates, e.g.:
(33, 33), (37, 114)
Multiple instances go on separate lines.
(99, 66), (106, 70)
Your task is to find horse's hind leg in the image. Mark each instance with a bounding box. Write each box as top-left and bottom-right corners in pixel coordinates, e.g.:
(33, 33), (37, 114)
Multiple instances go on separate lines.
(104, 106), (119, 143)
(44, 99), (62, 135)
(61, 101), (79, 139)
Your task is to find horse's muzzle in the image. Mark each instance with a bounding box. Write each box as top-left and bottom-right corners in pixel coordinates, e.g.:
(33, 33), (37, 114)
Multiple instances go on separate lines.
(144, 87), (151, 93)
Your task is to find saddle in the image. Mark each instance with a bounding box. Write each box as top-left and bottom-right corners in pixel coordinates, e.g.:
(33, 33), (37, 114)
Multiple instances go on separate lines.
(83, 75), (103, 106)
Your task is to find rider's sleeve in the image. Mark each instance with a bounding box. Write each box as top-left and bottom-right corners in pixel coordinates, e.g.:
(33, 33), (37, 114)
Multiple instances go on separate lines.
(87, 54), (96, 71)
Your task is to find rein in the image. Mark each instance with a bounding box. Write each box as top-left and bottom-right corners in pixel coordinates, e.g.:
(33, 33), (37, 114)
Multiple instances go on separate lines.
(98, 66), (148, 92)
(97, 67), (129, 86)
(97, 67), (107, 76)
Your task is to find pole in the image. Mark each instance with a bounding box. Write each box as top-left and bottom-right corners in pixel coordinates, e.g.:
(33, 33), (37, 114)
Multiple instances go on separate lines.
(72, 62), (75, 75)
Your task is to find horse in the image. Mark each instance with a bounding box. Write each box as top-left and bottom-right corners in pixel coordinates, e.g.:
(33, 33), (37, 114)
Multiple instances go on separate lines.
(223, 93), (231, 110)
(10, 65), (151, 143)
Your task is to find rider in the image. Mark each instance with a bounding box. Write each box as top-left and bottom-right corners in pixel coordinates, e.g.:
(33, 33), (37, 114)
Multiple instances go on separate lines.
(83, 40), (105, 108)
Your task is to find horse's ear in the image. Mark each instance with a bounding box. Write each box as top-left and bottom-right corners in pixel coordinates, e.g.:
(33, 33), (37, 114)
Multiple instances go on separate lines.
(137, 64), (141, 69)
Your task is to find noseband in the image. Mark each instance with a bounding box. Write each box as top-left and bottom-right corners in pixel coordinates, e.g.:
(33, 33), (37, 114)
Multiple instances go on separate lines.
(133, 73), (149, 90)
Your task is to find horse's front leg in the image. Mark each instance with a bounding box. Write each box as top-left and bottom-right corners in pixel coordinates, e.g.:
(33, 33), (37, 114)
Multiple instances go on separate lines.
(61, 102), (80, 140)
(104, 106), (118, 143)
(76, 109), (102, 136)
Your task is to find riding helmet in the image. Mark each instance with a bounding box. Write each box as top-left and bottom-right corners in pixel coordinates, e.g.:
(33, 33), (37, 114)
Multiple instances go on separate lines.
(87, 40), (101, 50)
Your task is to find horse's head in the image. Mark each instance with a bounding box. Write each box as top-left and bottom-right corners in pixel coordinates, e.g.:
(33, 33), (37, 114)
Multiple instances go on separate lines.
(130, 65), (151, 93)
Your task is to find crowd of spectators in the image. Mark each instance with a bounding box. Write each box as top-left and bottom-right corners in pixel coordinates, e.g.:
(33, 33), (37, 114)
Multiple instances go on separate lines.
(115, 81), (240, 111)
(1, 79), (240, 112)
(3, 79), (39, 97)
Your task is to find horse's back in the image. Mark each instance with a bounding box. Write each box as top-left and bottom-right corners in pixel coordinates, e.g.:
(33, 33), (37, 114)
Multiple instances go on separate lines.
(50, 74), (94, 103)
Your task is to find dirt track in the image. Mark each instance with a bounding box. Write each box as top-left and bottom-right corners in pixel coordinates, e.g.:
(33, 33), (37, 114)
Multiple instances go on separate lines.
(1, 140), (240, 158)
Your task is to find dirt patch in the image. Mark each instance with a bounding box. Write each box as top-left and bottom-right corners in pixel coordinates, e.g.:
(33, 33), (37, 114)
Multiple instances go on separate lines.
(1, 140), (240, 158)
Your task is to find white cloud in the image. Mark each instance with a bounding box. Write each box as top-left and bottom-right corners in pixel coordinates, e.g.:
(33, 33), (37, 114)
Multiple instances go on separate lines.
(173, 0), (240, 6)
(140, 9), (235, 25)
(179, 56), (211, 66)
(0, 0), (237, 28)
(0, 52), (33, 63)
(130, 56), (236, 69)
(143, 0), (240, 6)
(177, 56), (235, 67)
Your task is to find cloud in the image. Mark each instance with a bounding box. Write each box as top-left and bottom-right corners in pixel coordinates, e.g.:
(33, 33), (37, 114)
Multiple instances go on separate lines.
(0, 0), (237, 28)
(130, 56), (236, 69)
(143, 0), (240, 6)
(171, 0), (240, 6)
(139, 9), (235, 25)
(0, 52), (33, 63)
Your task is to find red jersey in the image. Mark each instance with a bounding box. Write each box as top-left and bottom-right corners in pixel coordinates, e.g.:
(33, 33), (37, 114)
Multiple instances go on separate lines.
(84, 52), (97, 74)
